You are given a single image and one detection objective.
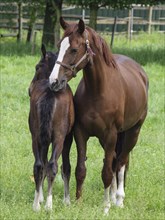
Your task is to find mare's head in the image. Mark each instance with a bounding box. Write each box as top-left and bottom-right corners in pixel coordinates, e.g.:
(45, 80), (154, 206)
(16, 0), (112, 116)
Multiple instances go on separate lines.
(49, 17), (116, 91)
(49, 17), (92, 91)
(29, 44), (57, 96)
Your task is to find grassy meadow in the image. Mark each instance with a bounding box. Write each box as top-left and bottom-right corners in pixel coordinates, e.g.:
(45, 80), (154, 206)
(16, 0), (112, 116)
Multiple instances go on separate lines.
(0, 32), (164, 220)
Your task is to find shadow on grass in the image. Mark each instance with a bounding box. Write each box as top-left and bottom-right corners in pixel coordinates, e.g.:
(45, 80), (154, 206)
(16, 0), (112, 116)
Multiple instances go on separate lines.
(0, 41), (164, 66)
(113, 46), (165, 66)
(0, 41), (55, 57)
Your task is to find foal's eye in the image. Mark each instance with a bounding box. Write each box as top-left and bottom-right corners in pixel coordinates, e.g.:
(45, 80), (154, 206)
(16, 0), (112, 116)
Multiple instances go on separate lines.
(71, 48), (78, 53)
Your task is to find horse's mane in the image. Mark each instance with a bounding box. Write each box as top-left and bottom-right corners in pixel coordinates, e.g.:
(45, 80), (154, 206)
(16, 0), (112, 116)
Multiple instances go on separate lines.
(86, 27), (117, 68)
(61, 23), (117, 69)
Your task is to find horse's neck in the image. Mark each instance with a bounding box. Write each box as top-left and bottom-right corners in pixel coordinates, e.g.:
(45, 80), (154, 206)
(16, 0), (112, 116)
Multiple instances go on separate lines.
(83, 54), (109, 96)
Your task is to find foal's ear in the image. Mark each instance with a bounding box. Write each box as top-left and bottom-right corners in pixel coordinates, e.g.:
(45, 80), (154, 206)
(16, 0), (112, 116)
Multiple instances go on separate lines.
(78, 19), (85, 34)
(41, 44), (46, 58)
(60, 16), (69, 30)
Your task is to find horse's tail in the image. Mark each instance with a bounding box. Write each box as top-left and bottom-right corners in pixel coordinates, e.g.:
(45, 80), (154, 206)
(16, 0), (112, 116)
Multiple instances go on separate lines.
(37, 90), (55, 147)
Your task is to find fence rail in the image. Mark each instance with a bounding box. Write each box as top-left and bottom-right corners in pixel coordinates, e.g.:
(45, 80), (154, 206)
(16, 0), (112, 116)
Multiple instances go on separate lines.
(0, 3), (165, 41)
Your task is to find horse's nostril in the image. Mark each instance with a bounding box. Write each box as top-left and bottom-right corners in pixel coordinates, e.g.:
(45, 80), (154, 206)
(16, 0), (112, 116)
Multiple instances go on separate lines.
(49, 79), (59, 91)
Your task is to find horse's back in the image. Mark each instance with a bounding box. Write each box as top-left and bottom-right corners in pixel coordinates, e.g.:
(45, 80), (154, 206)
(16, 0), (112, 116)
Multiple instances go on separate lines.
(113, 54), (148, 129)
(114, 54), (148, 89)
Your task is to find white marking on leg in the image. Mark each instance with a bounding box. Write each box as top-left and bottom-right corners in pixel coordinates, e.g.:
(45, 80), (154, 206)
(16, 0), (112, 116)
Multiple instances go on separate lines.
(116, 165), (125, 208)
(110, 173), (117, 205)
(45, 194), (52, 211)
(63, 176), (71, 205)
(33, 190), (41, 211)
(49, 37), (70, 85)
(39, 185), (44, 203)
(103, 187), (111, 215)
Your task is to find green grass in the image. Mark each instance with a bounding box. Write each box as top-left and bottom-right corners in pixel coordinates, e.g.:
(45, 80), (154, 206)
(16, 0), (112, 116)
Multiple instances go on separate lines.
(0, 32), (164, 220)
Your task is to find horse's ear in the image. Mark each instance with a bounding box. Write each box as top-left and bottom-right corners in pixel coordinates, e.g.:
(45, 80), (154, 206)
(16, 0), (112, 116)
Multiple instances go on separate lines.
(78, 19), (85, 34)
(60, 16), (69, 30)
(41, 43), (46, 58)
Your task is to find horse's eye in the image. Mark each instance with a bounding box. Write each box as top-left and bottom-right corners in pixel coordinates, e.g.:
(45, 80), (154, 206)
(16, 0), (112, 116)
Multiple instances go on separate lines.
(71, 48), (78, 53)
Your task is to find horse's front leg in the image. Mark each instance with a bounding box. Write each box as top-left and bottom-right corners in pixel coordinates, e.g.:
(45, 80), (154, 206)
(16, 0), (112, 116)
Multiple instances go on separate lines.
(74, 125), (89, 200)
(61, 132), (73, 205)
(45, 140), (64, 211)
(102, 128), (117, 215)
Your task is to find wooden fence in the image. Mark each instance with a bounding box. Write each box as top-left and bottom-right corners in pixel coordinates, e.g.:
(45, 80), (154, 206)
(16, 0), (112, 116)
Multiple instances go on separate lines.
(0, 2), (165, 41)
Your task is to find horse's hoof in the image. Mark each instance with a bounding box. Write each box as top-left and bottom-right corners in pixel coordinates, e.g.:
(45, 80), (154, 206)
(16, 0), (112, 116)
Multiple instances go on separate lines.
(116, 200), (124, 208)
(110, 196), (117, 205)
(103, 203), (110, 216)
(63, 196), (71, 206)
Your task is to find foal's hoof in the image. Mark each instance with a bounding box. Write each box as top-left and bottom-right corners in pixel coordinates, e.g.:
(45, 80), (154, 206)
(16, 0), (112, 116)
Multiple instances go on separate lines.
(63, 196), (71, 206)
(33, 203), (41, 212)
(39, 194), (44, 203)
(45, 195), (52, 211)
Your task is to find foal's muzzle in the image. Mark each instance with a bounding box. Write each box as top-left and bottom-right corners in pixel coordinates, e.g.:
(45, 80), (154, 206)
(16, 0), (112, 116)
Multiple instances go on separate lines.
(49, 79), (67, 92)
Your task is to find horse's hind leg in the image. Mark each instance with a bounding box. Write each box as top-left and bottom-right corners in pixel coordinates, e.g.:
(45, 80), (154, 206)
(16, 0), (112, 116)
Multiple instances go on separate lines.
(110, 132), (125, 205)
(61, 132), (73, 205)
(116, 120), (145, 208)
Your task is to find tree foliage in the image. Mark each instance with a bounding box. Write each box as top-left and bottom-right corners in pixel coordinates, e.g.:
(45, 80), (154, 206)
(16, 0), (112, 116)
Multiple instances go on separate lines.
(66, 0), (165, 29)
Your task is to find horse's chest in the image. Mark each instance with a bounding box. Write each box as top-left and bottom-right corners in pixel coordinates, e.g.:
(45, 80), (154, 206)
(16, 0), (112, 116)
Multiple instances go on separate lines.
(82, 110), (109, 136)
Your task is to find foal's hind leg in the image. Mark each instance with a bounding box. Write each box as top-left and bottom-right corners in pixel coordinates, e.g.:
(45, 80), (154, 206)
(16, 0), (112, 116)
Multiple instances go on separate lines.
(45, 140), (64, 210)
(116, 120), (144, 207)
(32, 141), (44, 211)
(33, 141), (49, 211)
(61, 132), (73, 205)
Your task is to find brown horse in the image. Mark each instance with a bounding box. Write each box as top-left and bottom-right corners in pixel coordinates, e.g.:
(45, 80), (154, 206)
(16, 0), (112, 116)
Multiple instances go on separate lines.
(49, 18), (148, 214)
(29, 44), (74, 211)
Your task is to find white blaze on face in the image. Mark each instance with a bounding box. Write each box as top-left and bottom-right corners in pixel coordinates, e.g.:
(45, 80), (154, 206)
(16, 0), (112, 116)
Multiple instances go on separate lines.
(49, 37), (70, 85)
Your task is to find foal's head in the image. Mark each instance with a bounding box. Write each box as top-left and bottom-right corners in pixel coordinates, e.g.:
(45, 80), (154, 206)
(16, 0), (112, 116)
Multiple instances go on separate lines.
(29, 44), (57, 96)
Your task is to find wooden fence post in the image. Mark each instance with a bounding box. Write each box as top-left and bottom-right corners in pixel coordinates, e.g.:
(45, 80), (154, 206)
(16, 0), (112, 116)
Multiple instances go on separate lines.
(31, 31), (37, 54)
(127, 6), (133, 40)
(17, 2), (22, 42)
(110, 16), (117, 48)
(148, 6), (153, 34)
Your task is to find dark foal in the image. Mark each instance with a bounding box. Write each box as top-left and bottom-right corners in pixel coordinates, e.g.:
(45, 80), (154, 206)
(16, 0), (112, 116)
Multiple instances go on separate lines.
(49, 18), (149, 215)
(28, 45), (74, 211)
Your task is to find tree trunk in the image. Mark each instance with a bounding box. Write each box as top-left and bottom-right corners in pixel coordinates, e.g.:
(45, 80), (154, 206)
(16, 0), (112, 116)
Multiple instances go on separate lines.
(89, 4), (98, 30)
(52, 0), (62, 49)
(26, 7), (37, 43)
(42, 0), (62, 48)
